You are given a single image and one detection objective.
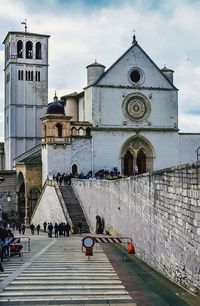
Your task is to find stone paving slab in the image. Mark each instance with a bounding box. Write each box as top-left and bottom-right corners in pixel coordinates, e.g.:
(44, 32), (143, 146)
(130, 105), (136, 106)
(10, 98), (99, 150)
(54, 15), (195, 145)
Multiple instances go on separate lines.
(0, 231), (134, 305)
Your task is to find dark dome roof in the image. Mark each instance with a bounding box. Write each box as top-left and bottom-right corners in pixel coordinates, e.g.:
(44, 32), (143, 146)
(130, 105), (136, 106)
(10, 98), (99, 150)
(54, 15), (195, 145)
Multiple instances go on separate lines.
(47, 101), (65, 115)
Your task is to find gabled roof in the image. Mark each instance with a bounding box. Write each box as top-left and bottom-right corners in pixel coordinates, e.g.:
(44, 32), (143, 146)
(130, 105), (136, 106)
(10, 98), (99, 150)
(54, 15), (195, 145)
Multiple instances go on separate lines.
(88, 38), (177, 90)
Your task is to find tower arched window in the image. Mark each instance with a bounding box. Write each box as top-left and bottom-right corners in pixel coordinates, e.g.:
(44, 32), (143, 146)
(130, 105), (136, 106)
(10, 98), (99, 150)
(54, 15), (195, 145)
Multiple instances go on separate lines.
(86, 127), (91, 136)
(56, 123), (62, 137)
(17, 40), (23, 58)
(36, 71), (40, 82)
(79, 128), (84, 136)
(18, 70), (23, 81)
(71, 127), (77, 136)
(26, 41), (33, 59)
(43, 124), (47, 138)
(36, 42), (42, 59)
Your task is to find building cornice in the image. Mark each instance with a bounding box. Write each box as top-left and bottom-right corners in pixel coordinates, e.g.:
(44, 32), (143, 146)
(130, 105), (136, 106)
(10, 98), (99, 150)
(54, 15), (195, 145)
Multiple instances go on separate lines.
(3, 31), (50, 44)
(4, 62), (49, 70)
(84, 84), (178, 91)
(91, 126), (179, 132)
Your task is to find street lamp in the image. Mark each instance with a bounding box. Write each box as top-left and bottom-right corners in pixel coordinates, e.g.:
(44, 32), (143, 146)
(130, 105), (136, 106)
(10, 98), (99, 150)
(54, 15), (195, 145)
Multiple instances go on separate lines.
(6, 192), (11, 202)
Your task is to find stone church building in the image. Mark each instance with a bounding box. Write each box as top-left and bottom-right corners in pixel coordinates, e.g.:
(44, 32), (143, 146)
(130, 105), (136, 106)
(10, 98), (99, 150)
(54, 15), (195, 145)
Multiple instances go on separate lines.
(2, 30), (200, 223)
(41, 34), (200, 183)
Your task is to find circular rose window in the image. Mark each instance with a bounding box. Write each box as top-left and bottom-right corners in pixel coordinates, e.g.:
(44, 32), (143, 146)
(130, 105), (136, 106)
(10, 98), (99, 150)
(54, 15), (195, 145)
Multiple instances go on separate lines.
(122, 93), (151, 123)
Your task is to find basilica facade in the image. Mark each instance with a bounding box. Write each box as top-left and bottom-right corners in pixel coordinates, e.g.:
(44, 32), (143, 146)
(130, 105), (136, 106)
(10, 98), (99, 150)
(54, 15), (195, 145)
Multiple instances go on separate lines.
(41, 35), (200, 183)
(3, 30), (200, 222)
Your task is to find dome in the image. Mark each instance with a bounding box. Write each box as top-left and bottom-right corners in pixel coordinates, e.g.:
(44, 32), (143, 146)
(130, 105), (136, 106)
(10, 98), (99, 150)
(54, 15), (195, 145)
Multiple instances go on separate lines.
(47, 102), (65, 115)
(46, 94), (65, 115)
(86, 60), (105, 69)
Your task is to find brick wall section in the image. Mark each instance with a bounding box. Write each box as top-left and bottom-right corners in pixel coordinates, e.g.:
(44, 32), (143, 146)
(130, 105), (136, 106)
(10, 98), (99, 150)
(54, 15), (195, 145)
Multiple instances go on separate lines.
(72, 162), (200, 294)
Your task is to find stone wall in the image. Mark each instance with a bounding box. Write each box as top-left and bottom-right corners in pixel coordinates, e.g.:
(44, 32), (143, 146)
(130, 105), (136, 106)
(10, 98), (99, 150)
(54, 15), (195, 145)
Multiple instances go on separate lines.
(31, 180), (72, 228)
(72, 162), (200, 294)
(0, 171), (17, 222)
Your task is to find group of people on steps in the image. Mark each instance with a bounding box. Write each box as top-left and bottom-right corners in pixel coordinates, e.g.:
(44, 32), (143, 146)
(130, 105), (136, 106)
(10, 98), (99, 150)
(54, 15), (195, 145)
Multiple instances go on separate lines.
(37, 221), (71, 238)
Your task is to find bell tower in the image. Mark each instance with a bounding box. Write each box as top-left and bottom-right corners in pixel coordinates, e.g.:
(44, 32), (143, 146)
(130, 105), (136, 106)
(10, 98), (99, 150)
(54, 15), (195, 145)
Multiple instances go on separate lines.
(3, 29), (50, 169)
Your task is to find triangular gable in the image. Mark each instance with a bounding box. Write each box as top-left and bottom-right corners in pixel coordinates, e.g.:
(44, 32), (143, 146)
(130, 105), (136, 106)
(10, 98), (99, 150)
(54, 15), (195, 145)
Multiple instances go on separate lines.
(91, 40), (177, 90)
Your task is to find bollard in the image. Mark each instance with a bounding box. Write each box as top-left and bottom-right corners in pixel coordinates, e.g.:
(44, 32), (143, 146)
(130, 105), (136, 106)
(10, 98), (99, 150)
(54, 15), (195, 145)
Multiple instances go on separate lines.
(127, 242), (135, 254)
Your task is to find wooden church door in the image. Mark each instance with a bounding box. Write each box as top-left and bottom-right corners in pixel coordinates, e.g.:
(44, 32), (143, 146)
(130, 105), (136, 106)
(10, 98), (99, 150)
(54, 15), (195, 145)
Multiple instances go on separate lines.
(124, 150), (133, 176)
(137, 150), (146, 174)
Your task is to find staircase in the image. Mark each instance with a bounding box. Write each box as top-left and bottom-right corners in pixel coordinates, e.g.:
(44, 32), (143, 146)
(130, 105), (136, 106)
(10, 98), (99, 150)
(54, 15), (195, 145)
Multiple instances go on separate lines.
(59, 185), (90, 234)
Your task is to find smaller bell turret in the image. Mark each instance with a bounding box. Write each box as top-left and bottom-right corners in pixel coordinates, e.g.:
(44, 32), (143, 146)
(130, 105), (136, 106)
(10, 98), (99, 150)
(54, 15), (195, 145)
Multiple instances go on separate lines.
(161, 65), (174, 84)
(86, 60), (105, 85)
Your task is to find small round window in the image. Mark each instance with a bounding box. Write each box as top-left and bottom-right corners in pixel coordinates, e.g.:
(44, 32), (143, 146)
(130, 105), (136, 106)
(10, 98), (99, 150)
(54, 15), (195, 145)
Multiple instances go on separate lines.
(129, 68), (144, 85)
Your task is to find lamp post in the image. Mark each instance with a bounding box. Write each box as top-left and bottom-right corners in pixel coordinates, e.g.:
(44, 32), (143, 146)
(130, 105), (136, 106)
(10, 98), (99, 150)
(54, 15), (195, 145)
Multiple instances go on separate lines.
(6, 192), (11, 202)
(0, 177), (5, 223)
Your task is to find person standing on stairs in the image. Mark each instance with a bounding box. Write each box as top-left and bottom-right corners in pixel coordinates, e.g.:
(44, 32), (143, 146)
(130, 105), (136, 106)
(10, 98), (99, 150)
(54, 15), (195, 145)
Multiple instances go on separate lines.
(65, 222), (71, 237)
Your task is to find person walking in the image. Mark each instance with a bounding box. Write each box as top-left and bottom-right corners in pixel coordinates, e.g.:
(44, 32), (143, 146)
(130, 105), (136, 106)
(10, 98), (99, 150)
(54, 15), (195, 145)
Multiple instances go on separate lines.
(65, 222), (71, 237)
(20, 223), (25, 235)
(78, 221), (82, 234)
(48, 223), (53, 238)
(17, 223), (22, 235)
(54, 223), (59, 238)
(30, 223), (35, 235)
(0, 238), (4, 272)
(36, 224), (40, 235)
(0, 241), (4, 272)
(43, 221), (47, 232)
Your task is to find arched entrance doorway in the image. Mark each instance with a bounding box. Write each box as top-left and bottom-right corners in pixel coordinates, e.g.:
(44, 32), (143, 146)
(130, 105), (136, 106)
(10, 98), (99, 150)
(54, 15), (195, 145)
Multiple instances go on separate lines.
(124, 150), (133, 176)
(17, 172), (25, 223)
(28, 188), (41, 220)
(121, 136), (154, 175)
(72, 164), (78, 175)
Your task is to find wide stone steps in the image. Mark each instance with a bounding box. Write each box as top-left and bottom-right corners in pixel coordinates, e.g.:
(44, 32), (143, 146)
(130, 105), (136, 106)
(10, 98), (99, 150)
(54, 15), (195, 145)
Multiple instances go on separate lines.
(0, 250), (38, 281)
(0, 237), (135, 305)
(60, 185), (90, 233)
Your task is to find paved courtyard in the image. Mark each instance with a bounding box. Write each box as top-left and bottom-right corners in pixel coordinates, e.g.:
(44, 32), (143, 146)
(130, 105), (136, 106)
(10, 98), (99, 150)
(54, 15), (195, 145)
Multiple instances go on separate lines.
(0, 230), (199, 306)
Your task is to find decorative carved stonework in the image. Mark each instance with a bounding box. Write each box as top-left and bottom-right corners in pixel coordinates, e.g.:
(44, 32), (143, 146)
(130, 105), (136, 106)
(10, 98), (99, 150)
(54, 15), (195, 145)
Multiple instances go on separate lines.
(122, 93), (151, 123)
(131, 140), (142, 150)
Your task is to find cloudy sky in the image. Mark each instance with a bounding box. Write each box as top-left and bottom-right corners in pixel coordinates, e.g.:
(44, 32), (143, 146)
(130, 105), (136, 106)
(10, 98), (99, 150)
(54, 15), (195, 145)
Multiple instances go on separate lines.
(0, 0), (200, 141)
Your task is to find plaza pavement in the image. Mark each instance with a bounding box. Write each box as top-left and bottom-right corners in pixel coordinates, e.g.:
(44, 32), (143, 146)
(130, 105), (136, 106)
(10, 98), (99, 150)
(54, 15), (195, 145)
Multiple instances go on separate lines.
(0, 229), (200, 306)
(0, 229), (135, 306)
